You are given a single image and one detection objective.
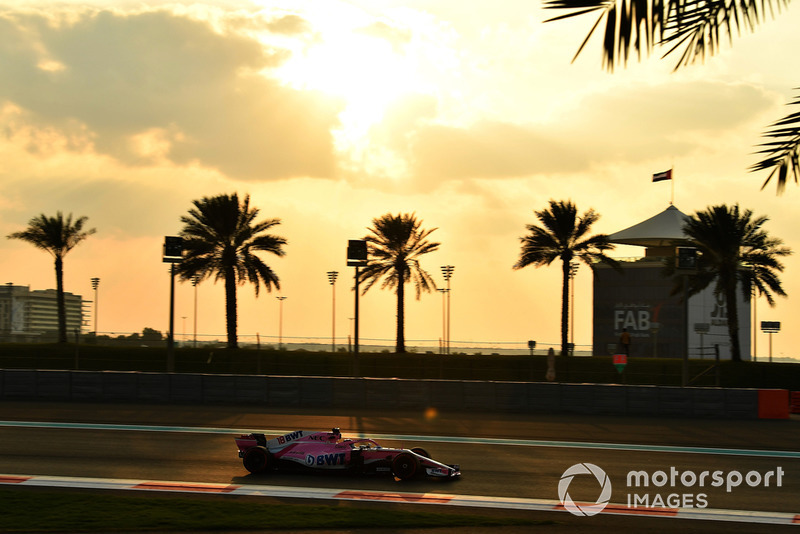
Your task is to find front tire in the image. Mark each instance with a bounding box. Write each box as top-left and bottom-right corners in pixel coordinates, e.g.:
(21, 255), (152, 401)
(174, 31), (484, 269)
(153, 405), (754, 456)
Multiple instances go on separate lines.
(243, 446), (271, 474)
(411, 447), (430, 458)
(392, 452), (420, 480)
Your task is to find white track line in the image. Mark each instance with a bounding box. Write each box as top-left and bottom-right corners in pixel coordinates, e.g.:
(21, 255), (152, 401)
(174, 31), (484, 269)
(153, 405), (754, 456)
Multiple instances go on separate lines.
(1, 474), (798, 526)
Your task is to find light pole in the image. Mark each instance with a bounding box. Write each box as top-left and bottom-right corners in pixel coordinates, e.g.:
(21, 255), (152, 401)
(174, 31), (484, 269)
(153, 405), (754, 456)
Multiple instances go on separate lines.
(569, 261), (579, 348)
(441, 265), (454, 354)
(348, 317), (354, 352)
(191, 275), (199, 348)
(90, 277), (100, 335)
(751, 278), (757, 362)
(162, 236), (183, 373)
(327, 271), (338, 353)
(761, 321), (780, 363)
(276, 296), (287, 349)
(437, 288), (448, 354)
(347, 240), (368, 356)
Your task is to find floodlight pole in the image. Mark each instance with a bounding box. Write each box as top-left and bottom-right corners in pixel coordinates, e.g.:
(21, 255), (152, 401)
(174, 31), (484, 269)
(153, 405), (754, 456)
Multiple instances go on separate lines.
(437, 288), (448, 354)
(168, 263), (176, 371)
(327, 271), (338, 353)
(769, 332), (773, 362)
(163, 236), (184, 373)
(192, 276), (199, 348)
(90, 277), (100, 335)
(441, 266), (454, 354)
(347, 239), (368, 359)
(759, 321), (780, 363)
(276, 296), (287, 349)
(354, 267), (360, 355)
(569, 262), (578, 347)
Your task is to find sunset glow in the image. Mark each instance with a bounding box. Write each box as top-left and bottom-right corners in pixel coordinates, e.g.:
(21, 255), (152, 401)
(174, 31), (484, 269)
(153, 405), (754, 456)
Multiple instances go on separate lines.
(1, 0), (800, 360)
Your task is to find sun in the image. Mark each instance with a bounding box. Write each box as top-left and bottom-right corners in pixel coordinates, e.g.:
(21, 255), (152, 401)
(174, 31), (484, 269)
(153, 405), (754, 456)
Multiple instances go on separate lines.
(276, 18), (429, 143)
(303, 33), (417, 111)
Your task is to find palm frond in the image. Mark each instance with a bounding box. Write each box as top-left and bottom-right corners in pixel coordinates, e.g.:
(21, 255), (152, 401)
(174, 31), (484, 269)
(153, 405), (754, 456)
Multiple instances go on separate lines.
(177, 193), (286, 292)
(545, 0), (788, 70)
(544, 0), (666, 70)
(7, 212), (96, 258)
(546, 0), (796, 192)
(751, 91), (800, 193)
(360, 213), (440, 298)
(677, 203), (790, 306)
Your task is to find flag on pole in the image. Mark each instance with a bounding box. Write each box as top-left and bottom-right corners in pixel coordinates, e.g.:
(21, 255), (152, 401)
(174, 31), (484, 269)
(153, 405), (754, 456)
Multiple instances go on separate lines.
(652, 169), (672, 182)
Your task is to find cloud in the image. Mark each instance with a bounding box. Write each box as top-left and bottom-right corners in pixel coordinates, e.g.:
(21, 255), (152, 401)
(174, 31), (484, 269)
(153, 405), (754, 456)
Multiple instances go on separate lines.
(356, 21), (412, 53)
(410, 120), (587, 180)
(0, 3), (782, 195)
(266, 13), (313, 35)
(373, 78), (777, 187)
(575, 80), (774, 138)
(0, 8), (343, 180)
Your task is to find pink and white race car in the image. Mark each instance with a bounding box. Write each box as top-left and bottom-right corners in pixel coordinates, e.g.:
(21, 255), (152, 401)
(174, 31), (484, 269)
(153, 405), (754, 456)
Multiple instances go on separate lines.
(235, 428), (460, 480)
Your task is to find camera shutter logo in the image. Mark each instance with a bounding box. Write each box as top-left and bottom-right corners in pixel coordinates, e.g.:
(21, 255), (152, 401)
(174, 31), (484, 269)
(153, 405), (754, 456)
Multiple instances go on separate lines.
(558, 463), (612, 516)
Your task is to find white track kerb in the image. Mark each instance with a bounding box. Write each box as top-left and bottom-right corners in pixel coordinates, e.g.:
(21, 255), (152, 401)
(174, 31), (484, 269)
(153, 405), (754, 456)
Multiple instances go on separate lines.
(2, 473), (799, 526)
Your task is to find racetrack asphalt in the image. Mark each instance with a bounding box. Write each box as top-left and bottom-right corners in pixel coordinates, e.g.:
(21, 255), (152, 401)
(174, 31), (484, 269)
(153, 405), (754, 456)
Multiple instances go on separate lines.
(0, 401), (798, 533)
(1, 400), (797, 451)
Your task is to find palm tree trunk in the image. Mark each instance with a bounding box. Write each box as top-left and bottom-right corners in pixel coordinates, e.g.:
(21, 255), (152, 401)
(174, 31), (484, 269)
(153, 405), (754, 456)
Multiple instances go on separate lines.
(560, 258), (569, 356)
(54, 255), (67, 343)
(396, 274), (406, 354)
(225, 266), (238, 349)
(725, 282), (742, 362)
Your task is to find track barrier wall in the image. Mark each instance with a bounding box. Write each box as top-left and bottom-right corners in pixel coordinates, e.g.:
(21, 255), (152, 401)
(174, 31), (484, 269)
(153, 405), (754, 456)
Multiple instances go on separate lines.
(757, 389), (790, 419)
(0, 369), (790, 419)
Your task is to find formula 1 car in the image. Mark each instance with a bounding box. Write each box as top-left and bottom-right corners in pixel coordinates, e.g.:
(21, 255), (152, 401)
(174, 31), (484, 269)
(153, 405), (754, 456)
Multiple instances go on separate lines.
(235, 428), (460, 480)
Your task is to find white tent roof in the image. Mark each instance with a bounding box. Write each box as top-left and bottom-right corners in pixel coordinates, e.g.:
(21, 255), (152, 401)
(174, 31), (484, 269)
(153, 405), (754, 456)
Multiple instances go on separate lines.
(608, 205), (691, 247)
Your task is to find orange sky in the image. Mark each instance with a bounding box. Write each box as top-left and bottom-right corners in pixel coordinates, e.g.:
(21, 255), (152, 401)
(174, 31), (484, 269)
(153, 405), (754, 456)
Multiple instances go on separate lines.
(1, 0), (799, 360)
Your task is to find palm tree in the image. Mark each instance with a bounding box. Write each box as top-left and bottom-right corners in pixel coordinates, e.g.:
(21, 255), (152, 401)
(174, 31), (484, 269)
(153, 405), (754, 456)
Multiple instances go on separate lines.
(672, 204), (790, 362)
(544, 0), (800, 193)
(360, 213), (440, 354)
(176, 193), (286, 349)
(7, 212), (96, 343)
(514, 200), (620, 356)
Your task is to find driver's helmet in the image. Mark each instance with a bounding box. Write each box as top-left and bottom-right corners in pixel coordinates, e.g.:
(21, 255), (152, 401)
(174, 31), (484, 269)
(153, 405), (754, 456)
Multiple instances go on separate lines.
(328, 428), (342, 441)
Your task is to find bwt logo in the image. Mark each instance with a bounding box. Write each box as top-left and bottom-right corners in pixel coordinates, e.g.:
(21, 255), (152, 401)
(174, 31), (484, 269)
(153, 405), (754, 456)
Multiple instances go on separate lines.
(276, 431), (304, 444)
(305, 453), (346, 466)
(614, 309), (651, 331)
(558, 463), (612, 516)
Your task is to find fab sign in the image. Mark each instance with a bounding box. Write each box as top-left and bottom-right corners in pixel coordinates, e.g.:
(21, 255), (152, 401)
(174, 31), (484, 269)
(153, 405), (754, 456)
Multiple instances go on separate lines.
(614, 309), (651, 332)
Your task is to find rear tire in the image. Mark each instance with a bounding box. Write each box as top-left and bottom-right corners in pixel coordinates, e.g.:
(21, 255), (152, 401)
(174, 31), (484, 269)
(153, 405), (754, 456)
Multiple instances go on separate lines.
(392, 452), (420, 480)
(243, 446), (271, 474)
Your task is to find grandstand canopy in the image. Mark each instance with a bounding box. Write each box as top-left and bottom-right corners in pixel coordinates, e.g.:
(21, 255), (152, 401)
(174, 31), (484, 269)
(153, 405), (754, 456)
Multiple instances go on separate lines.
(608, 205), (691, 247)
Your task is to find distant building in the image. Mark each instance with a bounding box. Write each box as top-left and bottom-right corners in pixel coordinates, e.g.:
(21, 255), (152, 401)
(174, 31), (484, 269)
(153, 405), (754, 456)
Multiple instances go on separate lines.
(0, 284), (87, 342)
(592, 205), (750, 360)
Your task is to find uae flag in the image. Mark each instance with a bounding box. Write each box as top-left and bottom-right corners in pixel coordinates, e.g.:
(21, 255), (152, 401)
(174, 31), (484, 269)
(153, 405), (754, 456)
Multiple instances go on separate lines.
(652, 169), (672, 182)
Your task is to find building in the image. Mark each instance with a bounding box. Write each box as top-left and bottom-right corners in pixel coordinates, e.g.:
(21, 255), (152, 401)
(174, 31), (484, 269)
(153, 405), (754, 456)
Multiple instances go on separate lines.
(0, 284), (87, 342)
(592, 205), (750, 360)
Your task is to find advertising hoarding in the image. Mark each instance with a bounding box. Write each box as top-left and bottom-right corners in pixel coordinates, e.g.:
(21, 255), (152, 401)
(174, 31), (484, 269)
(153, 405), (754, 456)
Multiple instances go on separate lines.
(593, 262), (750, 360)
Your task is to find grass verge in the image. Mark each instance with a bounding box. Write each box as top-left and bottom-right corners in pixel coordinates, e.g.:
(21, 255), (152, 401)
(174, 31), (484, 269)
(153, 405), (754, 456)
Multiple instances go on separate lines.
(0, 489), (551, 532)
